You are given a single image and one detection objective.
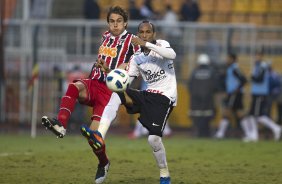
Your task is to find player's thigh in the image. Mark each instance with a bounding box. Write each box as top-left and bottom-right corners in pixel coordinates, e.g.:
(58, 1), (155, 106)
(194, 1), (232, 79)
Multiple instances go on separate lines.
(91, 82), (113, 122)
(140, 94), (172, 136)
(74, 81), (88, 102)
(125, 88), (145, 106)
(124, 92), (133, 105)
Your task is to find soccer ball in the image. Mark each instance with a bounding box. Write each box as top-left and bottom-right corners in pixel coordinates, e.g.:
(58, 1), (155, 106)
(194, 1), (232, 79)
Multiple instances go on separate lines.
(106, 69), (129, 92)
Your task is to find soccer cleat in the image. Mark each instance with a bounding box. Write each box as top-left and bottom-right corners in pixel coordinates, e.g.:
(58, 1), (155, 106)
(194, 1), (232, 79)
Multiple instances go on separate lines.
(160, 177), (171, 184)
(95, 162), (110, 184)
(242, 136), (258, 143)
(274, 127), (282, 141)
(80, 125), (104, 150)
(42, 116), (66, 138)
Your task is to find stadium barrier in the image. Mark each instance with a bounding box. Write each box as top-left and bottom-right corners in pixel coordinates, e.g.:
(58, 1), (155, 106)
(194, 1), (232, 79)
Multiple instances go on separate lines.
(2, 19), (282, 131)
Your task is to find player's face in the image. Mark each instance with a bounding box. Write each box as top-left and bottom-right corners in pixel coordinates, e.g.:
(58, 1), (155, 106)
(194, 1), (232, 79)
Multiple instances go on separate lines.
(137, 23), (155, 43)
(108, 13), (127, 36)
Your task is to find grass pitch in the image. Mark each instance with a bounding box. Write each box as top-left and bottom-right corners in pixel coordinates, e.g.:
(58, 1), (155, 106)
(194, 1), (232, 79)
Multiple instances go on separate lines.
(0, 134), (282, 184)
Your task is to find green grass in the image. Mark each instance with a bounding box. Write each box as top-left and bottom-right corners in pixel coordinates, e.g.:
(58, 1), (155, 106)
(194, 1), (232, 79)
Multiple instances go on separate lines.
(0, 134), (282, 184)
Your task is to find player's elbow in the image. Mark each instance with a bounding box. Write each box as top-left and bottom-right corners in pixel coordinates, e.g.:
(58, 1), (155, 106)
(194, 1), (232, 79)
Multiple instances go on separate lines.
(167, 50), (176, 60)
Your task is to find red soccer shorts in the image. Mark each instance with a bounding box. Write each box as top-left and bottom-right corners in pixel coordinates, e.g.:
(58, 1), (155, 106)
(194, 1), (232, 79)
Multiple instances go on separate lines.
(74, 79), (112, 121)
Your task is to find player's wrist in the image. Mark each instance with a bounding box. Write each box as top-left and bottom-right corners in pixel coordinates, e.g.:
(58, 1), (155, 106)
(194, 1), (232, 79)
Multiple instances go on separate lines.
(145, 41), (152, 48)
(104, 67), (111, 73)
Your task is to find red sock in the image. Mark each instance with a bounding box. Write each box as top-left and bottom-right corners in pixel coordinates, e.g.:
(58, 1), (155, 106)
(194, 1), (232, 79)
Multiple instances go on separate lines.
(57, 84), (79, 128)
(92, 143), (109, 167)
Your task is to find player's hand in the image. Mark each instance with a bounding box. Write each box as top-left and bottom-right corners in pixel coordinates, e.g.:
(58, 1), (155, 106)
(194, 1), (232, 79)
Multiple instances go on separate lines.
(131, 37), (146, 47)
(96, 59), (110, 73)
(118, 63), (128, 70)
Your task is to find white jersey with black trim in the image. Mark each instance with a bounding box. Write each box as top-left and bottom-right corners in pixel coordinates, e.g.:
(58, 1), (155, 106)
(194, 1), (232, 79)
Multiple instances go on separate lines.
(127, 39), (177, 106)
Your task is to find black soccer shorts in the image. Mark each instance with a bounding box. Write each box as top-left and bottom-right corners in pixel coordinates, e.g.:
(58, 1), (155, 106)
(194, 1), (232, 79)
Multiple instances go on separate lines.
(124, 89), (173, 137)
(249, 95), (268, 116)
(224, 92), (244, 110)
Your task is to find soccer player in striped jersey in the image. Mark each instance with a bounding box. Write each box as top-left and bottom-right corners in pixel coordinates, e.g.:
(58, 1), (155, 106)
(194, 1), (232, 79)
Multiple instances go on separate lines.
(41, 6), (139, 184)
(94, 20), (176, 184)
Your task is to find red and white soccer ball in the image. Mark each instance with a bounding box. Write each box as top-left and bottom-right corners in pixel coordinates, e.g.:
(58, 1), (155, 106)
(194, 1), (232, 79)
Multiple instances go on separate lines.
(106, 69), (129, 92)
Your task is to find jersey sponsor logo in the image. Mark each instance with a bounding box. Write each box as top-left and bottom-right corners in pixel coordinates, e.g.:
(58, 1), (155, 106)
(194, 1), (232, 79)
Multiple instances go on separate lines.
(143, 69), (166, 83)
(144, 69), (165, 80)
(146, 89), (163, 94)
(168, 63), (174, 69)
(99, 46), (117, 58)
(151, 56), (157, 62)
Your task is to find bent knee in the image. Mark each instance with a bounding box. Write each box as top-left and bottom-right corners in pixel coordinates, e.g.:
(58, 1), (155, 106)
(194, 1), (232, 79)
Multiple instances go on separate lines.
(72, 82), (87, 102)
(148, 135), (162, 151)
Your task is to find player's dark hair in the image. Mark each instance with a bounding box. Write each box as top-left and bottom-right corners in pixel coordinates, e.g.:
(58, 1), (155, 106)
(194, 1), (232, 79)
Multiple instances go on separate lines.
(228, 52), (237, 61)
(107, 6), (128, 23)
(138, 20), (155, 33)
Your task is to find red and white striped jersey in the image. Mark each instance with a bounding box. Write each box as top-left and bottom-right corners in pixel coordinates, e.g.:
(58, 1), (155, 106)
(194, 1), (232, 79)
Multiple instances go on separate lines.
(89, 30), (140, 82)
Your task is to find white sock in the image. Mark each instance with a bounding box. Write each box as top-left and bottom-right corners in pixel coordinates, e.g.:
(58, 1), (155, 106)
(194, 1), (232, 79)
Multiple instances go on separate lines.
(148, 135), (169, 178)
(249, 116), (258, 140)
(215, 119), (229, 138)
(98, 120), (111, 139)
(258, 116), (281, 134)
(98, 93), (121, 138)
(241, 117), (251, 138)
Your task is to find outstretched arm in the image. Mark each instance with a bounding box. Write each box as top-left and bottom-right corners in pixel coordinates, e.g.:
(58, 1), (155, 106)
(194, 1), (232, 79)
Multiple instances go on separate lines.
(131, 37), (176, 59)
(145, 42), (176, 59)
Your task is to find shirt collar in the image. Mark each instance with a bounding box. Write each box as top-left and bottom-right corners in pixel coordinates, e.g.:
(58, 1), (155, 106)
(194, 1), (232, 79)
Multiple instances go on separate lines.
(110, 30), (127, 39)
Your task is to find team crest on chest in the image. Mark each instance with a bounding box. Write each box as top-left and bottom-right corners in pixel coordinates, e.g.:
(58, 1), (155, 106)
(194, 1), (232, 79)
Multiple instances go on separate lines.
(151, 56), (157, 62)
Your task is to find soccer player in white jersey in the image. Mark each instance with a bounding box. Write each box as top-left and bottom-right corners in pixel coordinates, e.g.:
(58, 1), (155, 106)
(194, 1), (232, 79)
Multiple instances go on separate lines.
(92, 20), (177, 184)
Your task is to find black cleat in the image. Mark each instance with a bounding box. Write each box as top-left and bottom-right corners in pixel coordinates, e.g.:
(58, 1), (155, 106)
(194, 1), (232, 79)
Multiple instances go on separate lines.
(42, 116), (66, 138)
(95, 162), (110, 184)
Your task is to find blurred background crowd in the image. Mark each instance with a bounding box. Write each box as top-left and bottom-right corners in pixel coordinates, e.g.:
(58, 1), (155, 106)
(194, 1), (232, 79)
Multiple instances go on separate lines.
(0, 0), (282, 140)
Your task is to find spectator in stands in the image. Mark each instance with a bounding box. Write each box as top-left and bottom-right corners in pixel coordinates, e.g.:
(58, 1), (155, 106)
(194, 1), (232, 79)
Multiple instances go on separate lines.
(161, 5), (182, 74)
(31, 0), (52, 19)
(241, 50), (282, 142)
(82, 0), (101, 54)
(140, 0), (156, 20)
(129, 0), (144, 20)
(83, 0), (100, 19)
(162, 5), (181, 38)
(188, 54), (217, 137)
(214, 53), (247, 139)
(180, 0), (201, 22)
